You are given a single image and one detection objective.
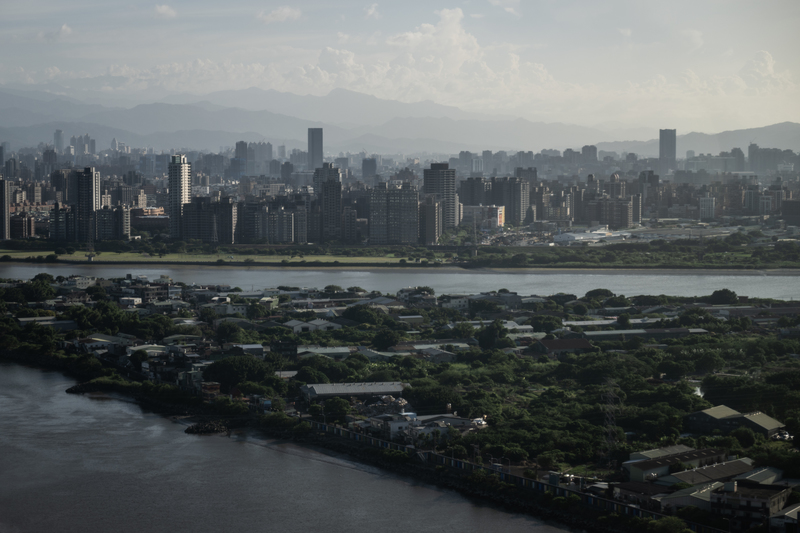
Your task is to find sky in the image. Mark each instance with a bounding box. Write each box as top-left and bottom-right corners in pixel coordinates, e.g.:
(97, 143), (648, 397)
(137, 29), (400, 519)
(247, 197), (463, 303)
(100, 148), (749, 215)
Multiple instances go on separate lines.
(2, 0), (799, 132)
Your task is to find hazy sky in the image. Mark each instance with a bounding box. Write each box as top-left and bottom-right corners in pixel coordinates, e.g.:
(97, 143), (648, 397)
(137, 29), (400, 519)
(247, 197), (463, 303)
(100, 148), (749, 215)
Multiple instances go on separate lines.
(3, 0), (799, 132)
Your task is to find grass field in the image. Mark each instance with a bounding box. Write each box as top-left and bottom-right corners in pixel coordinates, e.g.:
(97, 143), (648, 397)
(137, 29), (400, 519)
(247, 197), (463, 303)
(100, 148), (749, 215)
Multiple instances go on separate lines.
(0, 250), (408, 264)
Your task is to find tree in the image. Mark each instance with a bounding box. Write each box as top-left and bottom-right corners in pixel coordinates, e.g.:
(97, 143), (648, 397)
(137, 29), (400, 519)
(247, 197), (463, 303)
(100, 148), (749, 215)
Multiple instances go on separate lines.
(323, 397), (350, 422)
(617, 313), (631, 329)
(707, 289), (738, 305)
(324, 285), (343, 293)
(373, 329), (403, 351)
(452, 321), (476, 339)
(129, 349), (149, 371)
(648, 516), (689, 533)
(215, 321), (244, 343)
(585, 288), (614, 300)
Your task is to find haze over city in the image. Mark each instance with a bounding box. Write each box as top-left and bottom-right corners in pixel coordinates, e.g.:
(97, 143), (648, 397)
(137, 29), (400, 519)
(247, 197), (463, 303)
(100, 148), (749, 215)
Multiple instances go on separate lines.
(3, 0), (799, 133)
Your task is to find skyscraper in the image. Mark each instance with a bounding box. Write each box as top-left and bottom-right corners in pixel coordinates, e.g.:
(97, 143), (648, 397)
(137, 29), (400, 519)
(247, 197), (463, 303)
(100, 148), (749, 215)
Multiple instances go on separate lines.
(232, 141), (248, 179)
(362, 158), (377, 185)
(423, 163), (458, 230)
(54, 130), (64, 154)
(76, 167), (100, 243)
(0, 179), (9, 240)
(168, 155), (191, 239)
(308, 128), (323, 171)
(659, 129), (677, 174)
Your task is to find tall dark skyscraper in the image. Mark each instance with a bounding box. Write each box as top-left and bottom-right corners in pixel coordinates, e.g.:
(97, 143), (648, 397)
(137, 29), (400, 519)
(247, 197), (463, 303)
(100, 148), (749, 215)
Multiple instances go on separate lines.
(423, 163), (458, 230)
(0, 178), (9, 240)
(308, 128), (323, 170)
(54, 130), (64, 154)
(76, 167), (100, 243)
(659, 129), (677, 174)
(362, 158), (377, 184)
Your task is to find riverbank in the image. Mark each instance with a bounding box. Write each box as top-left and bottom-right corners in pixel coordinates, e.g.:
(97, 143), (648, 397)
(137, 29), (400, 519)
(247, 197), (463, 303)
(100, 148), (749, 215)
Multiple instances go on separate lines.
(3, 256), (800, 275)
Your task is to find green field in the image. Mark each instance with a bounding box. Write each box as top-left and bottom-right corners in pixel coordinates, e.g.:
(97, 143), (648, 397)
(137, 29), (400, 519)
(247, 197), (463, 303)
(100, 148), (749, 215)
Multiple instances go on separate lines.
(0, 250), (408, 264)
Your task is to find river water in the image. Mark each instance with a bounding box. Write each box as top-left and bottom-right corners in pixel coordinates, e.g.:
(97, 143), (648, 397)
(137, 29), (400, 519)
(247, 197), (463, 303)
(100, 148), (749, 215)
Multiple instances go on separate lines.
(0, 364), (567, 533)
(1, 263), (799, 299)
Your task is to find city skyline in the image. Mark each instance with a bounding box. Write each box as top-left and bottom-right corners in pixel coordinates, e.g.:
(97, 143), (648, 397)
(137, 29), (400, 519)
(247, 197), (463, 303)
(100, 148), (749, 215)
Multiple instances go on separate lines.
(2, 1), (798, 132)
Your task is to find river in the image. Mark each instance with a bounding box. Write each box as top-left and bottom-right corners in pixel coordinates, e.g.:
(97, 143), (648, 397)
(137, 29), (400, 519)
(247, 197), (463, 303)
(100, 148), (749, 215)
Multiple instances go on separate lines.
(1, 263), (799, 299)
(0, 363), (568, 533)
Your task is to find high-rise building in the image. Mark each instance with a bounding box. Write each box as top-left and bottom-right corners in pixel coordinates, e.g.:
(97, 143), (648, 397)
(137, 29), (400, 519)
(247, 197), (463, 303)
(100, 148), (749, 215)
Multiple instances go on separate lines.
(490, 177), (530, 226)
(182, 197), (238, 244)
(423, 163), (458, 230)
(232, 141), (248, 179)
(313, 162), (341, 195)
(308, 128), (323, 171)
(581, 145), (597, 163)
(320, 178), (342, 243)
(362, 158), (377, 184)
(419, 195), (443, 245)
(96, 205), (131, 240)
(76, 167), (100, 243)
(168, 155), (191, 239)
(0, 179), (9, 240)
(460, 177), (490, 206)
(54, 130), (64, 154)
(659, 129), (677, 174)
(369, 182), (419, 245)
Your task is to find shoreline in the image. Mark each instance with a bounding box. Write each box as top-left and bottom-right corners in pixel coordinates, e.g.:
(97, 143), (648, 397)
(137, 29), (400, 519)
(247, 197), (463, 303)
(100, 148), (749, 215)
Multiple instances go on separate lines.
(2, 257), (800, 276)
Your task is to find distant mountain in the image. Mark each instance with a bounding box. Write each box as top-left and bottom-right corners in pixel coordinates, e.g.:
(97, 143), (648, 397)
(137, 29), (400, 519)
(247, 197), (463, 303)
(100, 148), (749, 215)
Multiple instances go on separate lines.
(160, 87), (504, 126)
(0, 122), (298, 152)
(1, 86), (797, 155)
(596, 122), (800, 157)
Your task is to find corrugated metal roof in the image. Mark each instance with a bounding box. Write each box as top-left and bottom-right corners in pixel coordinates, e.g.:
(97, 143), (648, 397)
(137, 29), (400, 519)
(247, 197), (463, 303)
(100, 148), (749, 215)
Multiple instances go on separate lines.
(302, 382), (406, 397)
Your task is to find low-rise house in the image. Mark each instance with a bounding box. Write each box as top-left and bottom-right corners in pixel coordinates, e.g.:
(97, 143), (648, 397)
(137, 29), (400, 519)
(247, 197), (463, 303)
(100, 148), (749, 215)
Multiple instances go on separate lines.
(582, 328), (708, 342)
(533, 338), (594, 359)
(770, 503), (800, 533)
(658, 482), (723, 512)
(230, 344), (265, 357)
(710, 481), (793, 532)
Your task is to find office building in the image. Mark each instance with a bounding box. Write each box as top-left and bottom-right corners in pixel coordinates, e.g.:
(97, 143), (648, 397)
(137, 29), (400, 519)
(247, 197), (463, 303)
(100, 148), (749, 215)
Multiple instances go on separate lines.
(168, 155), (191, 239)
(423, 163), (458, 230)
(659, 129), (677, 174)
(308, 128), (323, 171)
(54, 130), (64, 153)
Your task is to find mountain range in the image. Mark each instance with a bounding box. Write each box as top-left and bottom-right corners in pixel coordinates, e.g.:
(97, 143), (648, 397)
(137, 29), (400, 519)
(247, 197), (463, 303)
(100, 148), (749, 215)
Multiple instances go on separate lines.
(0, 86), (798, 156)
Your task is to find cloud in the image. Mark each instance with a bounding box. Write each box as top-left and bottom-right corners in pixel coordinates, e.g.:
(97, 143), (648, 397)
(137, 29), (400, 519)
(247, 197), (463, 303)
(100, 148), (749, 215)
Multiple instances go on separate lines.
(154, 5), (177, 19)
(364, 3), (381, 19)
(16, 12), (797, 132)
(682, 29), (704, 51)
(257, 6), (301, 24)
(618, 28), (631, 37)
(488, 0), (520, 17)
(40, 24), (72, 43)
(470, 14), (485, 19)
